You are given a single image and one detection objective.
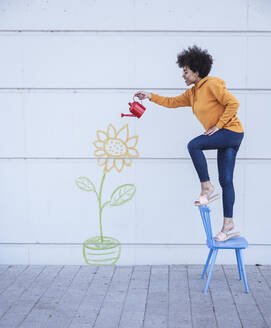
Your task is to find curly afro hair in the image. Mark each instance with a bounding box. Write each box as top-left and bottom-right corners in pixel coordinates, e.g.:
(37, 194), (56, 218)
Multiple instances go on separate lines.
(176, 45), (213, 78)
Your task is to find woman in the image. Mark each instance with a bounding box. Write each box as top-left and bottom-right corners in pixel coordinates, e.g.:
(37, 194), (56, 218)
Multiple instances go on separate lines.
(134, 45), (244, 242)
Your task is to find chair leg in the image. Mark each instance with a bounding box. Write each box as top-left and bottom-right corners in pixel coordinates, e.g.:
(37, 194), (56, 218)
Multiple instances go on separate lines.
(235, 249), (242, 280)
(201, 249), (213, 280)
(237, 249), (249, 293)
(204, 249), (218, 294)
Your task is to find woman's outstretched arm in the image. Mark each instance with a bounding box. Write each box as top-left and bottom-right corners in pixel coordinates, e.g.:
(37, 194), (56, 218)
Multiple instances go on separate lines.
(134, 89), (191, 108)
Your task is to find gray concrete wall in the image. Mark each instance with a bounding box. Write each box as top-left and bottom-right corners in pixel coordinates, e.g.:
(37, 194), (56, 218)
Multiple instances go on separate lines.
(0, 0), (270, 264)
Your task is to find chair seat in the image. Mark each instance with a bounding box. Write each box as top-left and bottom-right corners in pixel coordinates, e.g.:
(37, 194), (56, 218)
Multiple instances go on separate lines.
(199, 206), (249, 293)
(209, 236), (248, 249)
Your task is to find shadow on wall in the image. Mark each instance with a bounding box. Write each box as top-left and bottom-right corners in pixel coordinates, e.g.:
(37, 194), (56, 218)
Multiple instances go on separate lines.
(75, 123), (139, 265)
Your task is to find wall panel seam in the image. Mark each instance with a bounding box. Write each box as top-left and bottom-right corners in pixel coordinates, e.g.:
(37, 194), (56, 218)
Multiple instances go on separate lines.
(0, 30), (271, 34)
(0, 243), (269, 246)
(0, 88), (271, 92)
(0, 157), (270, 161)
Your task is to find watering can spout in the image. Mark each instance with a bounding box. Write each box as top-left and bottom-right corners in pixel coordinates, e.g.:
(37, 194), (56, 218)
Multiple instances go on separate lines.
(121, 113), (136, 117)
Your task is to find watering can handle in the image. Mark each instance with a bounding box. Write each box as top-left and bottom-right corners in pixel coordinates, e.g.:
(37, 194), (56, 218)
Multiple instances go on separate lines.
(133, 95), (143, 104)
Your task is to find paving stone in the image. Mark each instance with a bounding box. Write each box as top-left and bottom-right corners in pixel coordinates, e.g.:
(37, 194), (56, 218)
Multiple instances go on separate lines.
(143, 265), (168, 328)
(223, 265), (268, 328)
(0, 265), (45, 323)
(69, 266), (116, 328)
(245, 266), (271, 327)
(0, 265), (28, 294)
(0, 264), (269, 328)
(17, 265), (79, 328)
(187, 265), (217, 328)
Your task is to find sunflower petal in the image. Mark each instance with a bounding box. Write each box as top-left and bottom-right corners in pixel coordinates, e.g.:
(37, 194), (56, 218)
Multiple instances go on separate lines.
(128, 148), (139, 158)
(126, 136), (138, 148)
(105, 158), (114, 172)
(107, 124), (117, 138)
(124, 158), (132, 166)
(116, 124), (129, 142)
(93, 140), (105, 149)
(98, 158), (106, 166)
(94, 149), (105, 157)
(96, 130), (107, 142)
(114, 159), (125, 172)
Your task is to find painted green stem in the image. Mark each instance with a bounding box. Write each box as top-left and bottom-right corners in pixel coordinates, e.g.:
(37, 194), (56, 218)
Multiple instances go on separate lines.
(97, 171), (110, 243)
(101, 200), (111, 211)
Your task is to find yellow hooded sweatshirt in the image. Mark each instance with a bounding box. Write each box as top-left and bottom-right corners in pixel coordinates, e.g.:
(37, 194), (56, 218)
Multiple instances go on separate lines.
(150, 76), (244, 133)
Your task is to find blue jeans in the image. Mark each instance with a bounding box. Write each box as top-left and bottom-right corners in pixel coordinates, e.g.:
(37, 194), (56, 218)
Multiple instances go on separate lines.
(187, 128), (244, 218)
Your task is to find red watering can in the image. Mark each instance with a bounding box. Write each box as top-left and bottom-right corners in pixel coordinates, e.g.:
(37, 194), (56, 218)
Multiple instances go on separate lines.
(121, 96), (146, 118)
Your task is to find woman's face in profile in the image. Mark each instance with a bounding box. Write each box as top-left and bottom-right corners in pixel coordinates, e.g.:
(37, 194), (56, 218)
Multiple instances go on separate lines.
(182, 66), (200, 86)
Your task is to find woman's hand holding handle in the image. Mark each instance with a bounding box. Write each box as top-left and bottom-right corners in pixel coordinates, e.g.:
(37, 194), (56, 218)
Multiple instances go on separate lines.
(134, 91), (152, 100)
(203, 125), (219, 136)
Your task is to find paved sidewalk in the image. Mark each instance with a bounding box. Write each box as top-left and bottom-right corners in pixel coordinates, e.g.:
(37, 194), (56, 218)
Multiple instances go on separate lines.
(0, 264), (270, 328)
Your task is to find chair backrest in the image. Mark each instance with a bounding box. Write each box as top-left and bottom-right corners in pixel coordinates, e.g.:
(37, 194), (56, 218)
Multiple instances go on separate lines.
(198, 205), (214, 248)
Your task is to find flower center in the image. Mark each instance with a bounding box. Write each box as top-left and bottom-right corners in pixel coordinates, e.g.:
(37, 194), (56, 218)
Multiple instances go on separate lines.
(105, 138), (127, 157)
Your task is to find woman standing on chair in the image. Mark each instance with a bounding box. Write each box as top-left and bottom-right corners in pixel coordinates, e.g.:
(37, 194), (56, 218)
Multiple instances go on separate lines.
(134, 45), (244, 242)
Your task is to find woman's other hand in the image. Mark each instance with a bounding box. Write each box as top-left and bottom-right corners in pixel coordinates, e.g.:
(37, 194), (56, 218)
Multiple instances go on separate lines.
(134, 91), (152, 100)
(203, 125), (219, 136)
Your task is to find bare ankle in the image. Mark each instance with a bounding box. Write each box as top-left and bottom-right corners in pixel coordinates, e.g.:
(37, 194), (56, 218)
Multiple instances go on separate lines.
(201, 181), (213, 191)
(222, 218), (234, 232)
(224, 217), (233, 224)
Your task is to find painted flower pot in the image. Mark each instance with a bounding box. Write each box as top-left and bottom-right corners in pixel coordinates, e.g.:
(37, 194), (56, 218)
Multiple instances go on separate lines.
(76, 123), (138, 265)
(83, 236), (121, 265)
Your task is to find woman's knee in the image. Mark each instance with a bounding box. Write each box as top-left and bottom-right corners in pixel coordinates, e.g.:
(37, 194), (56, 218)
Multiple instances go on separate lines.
(187, 138), (199, 152)
(219, 175), (233, 188)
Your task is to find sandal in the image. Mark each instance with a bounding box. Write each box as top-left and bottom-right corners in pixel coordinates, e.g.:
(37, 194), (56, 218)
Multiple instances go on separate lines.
(194, 192), (220, 206)
(214, 231), (240, 242)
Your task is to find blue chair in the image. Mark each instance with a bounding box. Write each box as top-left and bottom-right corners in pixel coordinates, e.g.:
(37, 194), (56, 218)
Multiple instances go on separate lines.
(198, 205), (249, 294)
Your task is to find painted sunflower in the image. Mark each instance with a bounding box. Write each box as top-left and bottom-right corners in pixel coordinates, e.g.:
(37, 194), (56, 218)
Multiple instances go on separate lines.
(93, 124), (139, 172)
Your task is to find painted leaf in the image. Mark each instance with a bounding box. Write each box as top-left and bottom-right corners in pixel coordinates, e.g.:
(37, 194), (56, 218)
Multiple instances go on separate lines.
(110, 184), (136, 206)
(75, 177), (95, 192)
